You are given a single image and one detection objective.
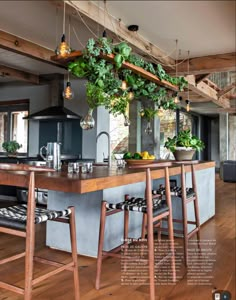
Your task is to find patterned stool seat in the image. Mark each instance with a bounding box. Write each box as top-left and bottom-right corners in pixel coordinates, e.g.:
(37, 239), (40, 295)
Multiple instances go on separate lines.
(0, 204), (72, 230)
(152, 186), (195, 198)
(106, 197), (169, 215)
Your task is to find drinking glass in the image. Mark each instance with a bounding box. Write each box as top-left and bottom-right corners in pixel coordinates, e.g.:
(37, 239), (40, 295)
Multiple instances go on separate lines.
(68, 162), (74, 174)
(73, 162), (80, 174)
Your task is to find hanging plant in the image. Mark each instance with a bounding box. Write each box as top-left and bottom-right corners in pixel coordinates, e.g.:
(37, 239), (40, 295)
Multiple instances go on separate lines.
(68, 37), (187, 118)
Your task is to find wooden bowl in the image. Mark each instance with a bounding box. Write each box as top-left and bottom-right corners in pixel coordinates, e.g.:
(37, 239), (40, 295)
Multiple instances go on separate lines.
(125, 159), (155, 165)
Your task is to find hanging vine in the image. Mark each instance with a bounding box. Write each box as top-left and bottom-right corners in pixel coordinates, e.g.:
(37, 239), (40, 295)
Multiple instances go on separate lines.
(68, 37), (187, 119)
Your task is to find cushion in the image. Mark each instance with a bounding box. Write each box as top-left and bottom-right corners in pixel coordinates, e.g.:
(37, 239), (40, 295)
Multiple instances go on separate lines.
(106, 197), (169, 215)
(0, 204), (71, 230)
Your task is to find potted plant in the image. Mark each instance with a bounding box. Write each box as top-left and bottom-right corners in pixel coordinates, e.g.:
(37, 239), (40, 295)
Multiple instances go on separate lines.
(2, 141), (22, 157)
(164, 129), (205, 160)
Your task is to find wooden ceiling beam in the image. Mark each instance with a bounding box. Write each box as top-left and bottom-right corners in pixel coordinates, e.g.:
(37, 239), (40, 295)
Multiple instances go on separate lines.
(227, 94), (236, 100)
(65, 0), (175, 68)
(0, 30), (64, 68)
(186, 75), (230, 108)
(0, 65), (39, 84)
(168, 52), (236, 75)
(218, 82), (236, 98)
(195, 74), (210, 84)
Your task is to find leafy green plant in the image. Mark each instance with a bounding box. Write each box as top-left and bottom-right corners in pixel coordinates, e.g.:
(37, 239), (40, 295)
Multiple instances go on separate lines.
(2, 141), (22, 154)
(164, 129), (205, 153)
(68, 38), (187, 117)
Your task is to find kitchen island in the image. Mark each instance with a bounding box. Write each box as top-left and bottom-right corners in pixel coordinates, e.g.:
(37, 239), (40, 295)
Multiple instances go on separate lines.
(0, 161), (215, 257)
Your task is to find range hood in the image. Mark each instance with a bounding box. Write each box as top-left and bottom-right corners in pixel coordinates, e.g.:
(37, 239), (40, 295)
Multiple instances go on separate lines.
(24, 75), (81, 120)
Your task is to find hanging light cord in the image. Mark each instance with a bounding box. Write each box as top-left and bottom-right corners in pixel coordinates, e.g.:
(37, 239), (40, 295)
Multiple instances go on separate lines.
(68, 0), (98, 38)
(187, 50), (190, 100)
(63, 1), (66, 35)
(67, 0), (191, 69)
(72, 25), (85, 48)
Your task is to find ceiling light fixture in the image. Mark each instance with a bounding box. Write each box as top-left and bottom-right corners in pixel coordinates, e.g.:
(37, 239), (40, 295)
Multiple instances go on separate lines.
(128, 89), (134, 100)
(55, 2), (71, 56)
(186, 100), (190, 112)
(174, 39), (179, 104)
(103, 0), (107, 38)
(186, 50), (191, 112)
(127, 25), (139, 32)
(63, 72), (74, 100)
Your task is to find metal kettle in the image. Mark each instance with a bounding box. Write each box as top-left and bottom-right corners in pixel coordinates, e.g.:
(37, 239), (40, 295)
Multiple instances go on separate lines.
(40, 142), (61, 170)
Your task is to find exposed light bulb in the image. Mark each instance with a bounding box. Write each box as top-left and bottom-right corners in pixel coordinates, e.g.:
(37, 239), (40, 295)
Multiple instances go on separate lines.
(139, 108), (145, 117)
(55, 34), (71, 57)
(174, 93), (179, 104)
(128, 90), (134, 100)
(121, 80), (127, 91)
(186, 100), (190, 112)
(63, 81), (74, 100)
(157, 107), (164, 117)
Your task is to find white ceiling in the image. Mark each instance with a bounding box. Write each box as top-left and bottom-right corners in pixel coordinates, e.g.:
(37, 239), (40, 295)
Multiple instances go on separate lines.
(0, 1), (235, 60)
(99, 0), (236, 58)
(0, 0), (235, 112)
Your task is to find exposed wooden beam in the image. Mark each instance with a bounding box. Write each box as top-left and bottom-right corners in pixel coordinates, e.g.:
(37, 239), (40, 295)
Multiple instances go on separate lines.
(169, 53), (236, 75)
(227, 94), (236, 100)
(195, 74), (210, 84)
(218, 107), (236, 114)
(218, 82), (236, 98)
(65, 0), (175, 68)
(0, 65), (39, 84)
(186, 75), (230, 108)
(0, 30), (64, 68)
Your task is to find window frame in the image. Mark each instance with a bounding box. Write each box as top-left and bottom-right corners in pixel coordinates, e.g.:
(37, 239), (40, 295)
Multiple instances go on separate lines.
(0, 99), (29, 156)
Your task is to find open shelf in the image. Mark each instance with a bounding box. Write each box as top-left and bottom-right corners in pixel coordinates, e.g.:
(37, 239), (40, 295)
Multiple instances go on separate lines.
(51, 51), (179, 92)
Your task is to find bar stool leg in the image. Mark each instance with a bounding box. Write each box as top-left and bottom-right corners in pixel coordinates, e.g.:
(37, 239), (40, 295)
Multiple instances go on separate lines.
(24, 172), (36, 300)
(141, 214), (147, 239)
(191, 165), (201, 252)
(181, 164), (189, 266)
(146, 168), (155, 300)
(69, 207), (80, 300)
(165, 167), (176, 282)
(96, 201), (107, 290)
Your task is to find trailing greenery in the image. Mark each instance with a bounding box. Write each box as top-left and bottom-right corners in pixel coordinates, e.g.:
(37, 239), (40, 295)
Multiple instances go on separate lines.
(164, 129), (205, 153)
(68, 37), (188, 118)
(2, 141), (22, 154)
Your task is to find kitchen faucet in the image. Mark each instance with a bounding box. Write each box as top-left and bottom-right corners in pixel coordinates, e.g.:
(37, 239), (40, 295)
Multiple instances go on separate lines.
(96, 131), (111, 167)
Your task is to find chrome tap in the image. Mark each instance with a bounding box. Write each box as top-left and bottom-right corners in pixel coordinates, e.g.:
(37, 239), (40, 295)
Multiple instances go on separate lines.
(96, 131), (111, 167)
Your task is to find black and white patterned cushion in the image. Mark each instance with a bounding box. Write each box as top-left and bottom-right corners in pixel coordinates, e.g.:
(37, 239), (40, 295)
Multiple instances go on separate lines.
(106, 197), (168, 215)
(152, 187), (195, 198)
(0, 204), (71, 230)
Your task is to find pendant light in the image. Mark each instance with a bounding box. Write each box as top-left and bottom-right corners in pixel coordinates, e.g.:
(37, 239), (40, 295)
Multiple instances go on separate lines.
(102, 0), (107, 38)
(121, 80), (127, 91)
(186, 50), (191, 112)
(186, 100), (190, 112)
(174, 40), (179, 104)
(128, 89), (134, 100)
(63, 72), (74, 100)
(55, 2), (71, 57)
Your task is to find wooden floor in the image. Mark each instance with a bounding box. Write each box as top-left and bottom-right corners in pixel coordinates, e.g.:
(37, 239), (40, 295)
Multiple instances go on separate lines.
(0, 175), (235, 300)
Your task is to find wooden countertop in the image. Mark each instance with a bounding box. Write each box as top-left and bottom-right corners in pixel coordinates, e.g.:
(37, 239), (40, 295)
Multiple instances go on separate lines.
(0, 161), (215, 194)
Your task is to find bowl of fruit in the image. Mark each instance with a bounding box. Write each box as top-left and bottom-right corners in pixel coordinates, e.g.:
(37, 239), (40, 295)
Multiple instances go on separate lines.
(123, 151), (155, 165)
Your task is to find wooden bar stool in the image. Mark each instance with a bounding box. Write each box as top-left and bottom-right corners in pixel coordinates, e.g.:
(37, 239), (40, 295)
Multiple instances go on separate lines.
(0, 163), (80, 300)
(153, 160), (201, 266)
(96, 161), (176, 300)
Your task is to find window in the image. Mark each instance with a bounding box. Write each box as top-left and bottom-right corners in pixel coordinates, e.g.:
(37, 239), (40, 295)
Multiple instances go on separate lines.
(0, 100), (29, 154)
